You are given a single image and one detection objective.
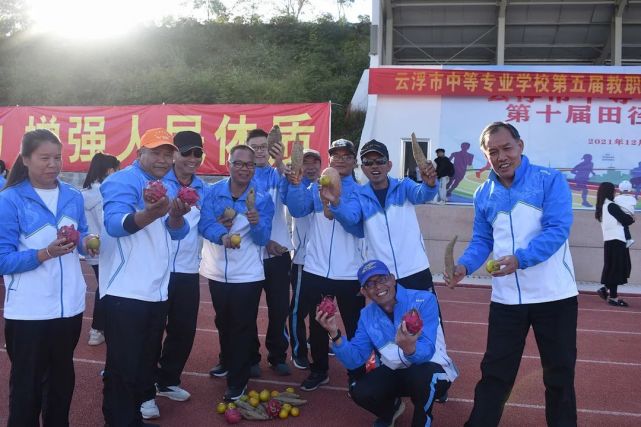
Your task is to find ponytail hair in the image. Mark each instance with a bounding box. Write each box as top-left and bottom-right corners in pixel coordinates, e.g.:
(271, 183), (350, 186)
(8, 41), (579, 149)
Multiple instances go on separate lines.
(83, 152), (120, 189)
(4, 129), (62, 190)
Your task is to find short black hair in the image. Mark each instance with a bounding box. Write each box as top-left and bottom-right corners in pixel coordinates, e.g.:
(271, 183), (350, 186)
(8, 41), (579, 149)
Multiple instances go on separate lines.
(480, 122), (521, 149)
(246, 128), (268, 142)
(435, 148), (445, 154)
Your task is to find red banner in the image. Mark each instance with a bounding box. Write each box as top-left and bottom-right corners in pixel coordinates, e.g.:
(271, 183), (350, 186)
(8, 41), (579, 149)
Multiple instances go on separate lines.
(0, 103), (331, 174)
(368, 68), (641, 99)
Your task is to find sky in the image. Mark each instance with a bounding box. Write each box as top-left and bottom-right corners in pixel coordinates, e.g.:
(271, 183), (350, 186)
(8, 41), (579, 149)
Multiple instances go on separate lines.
(24, 0), (371, 39)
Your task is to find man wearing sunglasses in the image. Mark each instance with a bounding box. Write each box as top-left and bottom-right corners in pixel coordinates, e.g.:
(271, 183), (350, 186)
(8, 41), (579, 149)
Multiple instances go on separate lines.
(330, 139), (439, 292)
(316, 259), (445, 427)
(140, 131), (208, 419)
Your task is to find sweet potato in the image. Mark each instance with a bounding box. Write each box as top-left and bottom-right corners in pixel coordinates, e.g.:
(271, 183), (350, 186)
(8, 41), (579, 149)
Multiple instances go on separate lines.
(411, 132), (431, 172)
(444, 235), (458, 289)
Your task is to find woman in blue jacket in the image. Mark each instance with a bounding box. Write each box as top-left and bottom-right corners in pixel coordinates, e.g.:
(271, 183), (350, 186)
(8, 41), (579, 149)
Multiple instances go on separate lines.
(0, 129), (98, 427)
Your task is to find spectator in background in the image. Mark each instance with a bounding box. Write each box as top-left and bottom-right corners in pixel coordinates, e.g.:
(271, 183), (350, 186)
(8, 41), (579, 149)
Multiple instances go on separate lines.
(434, 148), (454, 203)
(630, 161), (641, 198)
(571, 154), (595, 208)
(447, 142), (474, 197)
(0, 129), (98, 427)
(614, 180), (636, 248)
(0, 159), (8, 188)
(595, 182), (634, 307)
(81, 152), (120, 347)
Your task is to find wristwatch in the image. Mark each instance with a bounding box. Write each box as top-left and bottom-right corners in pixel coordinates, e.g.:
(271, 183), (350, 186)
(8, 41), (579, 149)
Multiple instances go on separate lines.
(329, 329), (342, 343)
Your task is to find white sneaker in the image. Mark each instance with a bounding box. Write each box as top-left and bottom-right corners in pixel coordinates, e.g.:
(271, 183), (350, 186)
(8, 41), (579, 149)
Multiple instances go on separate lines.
(140, 399), (160, 419)
(88, 329), (105, 346)
(626, 239), (635, 248)
(156, 385), (191, 401)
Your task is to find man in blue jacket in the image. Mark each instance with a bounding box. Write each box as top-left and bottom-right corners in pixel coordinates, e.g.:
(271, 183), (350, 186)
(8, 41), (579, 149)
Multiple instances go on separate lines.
(446, 122), (578, 427)
(316, 259), (442, 427)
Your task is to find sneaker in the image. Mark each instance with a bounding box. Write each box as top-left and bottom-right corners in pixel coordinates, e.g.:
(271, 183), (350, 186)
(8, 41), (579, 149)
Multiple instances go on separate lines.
(291, 356), (310, 370)
(627, 239), (635, 248)
(250, 363), (262, 378)
(596, 287), (608, 301)
(88, 329), (105, 346)
(300, 372), (329, 391)
(140, 399), (160, 420)
(223, 384), (247, 402)
(270, 362), (291, 376)
(156, 384), (191, 401)
(373, 398), (405, 427)
(608, 298), (629, 307)
(209, 364), (228, 377)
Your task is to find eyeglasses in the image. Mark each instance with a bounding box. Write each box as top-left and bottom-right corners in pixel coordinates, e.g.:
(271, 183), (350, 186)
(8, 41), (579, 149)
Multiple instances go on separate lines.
(363, 274), (390, 290)
(181, 148), (203, 158)
(230, 160), (256, 170)
(361, 158), (388, 167)
(250, 144), (268, 152)
(330, 154), (355, 162)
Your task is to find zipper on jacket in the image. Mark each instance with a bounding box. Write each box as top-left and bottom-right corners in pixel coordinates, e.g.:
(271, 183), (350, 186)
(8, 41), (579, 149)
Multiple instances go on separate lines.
(507, 189), (522, 304)
(325, 220), (337, 278)
(173, 240), (181, 273)
(59, 257), (65, 317)
(383, 210), (400, 278)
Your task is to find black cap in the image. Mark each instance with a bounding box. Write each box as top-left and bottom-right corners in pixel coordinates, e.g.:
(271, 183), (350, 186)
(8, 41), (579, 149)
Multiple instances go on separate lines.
(174, 131), (203, 153)
(360, 139), (389, 159)
(328, 139), (356, 156)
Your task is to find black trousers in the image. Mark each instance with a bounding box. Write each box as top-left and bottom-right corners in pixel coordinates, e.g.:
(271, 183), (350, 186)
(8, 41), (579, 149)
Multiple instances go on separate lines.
(466, 296), (578, 427)
(289, 263), (308, 360)
(153, 272), (200, 390)
(301, 270), (365, 374)
(351, 362), (441, 427)
(90, 264), (105, 331)
(210, 279), (262, 389)
(102, 295), (168, 427)
(5, 314), (82, 427)
(397, 267), (434, 293)
(254, 252), (291, 365)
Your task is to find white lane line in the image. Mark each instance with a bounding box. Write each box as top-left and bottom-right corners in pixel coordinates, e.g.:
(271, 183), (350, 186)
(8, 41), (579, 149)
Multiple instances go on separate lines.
(444, 320), (641, 336)
(449, 350), (641, 367)
(2, 350), (638, 419)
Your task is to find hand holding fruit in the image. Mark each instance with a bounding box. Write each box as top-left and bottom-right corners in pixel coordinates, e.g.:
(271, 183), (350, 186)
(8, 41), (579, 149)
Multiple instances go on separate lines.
(315, 308), (339, 339)
(488, 255), (519, 277)
(444, 264), (466, 287)
(41, 237), (75, 261)
(246, 208), (259, 226)
(396, 320), (419, 356)
(285, 165), (302, 186)
(168, 197), (191, 219)
(418, 160), (437, 187)
(223, 233), (241, 249)
(84, 234), (100, 257)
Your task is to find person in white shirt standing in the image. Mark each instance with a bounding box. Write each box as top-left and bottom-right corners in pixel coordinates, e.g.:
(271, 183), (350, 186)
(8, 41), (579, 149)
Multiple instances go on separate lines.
(81, 152), (120, 346)
(614, 180), (636, 248)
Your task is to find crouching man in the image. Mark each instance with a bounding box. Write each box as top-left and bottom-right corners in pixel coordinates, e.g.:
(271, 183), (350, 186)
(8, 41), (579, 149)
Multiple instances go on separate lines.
(316, 259), (444, 427)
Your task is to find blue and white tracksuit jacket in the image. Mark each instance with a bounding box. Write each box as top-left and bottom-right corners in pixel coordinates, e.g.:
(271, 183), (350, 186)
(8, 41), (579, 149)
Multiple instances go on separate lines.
(164, 169), (208, 274)
(331, 177), (438, 280)
(99, 161), (189, 303)
(0, 180), (89, 320)
(285, 175), (365, 280)
(253, 166), (293, 257)
(458, 156), (577, 305)
(199, 178), (274, 283)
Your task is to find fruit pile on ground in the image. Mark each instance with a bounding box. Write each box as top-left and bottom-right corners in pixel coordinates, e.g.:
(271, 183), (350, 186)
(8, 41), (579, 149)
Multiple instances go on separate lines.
(216, 387), (306, 423)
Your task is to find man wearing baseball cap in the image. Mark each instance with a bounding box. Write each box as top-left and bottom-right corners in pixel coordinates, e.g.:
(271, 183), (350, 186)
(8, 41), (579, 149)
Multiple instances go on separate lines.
(315, 259), (445, 427)
(330, 139), (439, 292)
(99, 128), (191, 426)
(284, 138), (366, 392)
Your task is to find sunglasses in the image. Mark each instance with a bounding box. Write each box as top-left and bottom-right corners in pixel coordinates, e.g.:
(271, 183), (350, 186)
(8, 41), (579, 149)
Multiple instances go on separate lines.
(181, 148), (203, 158)
(361, 158), (388, 167)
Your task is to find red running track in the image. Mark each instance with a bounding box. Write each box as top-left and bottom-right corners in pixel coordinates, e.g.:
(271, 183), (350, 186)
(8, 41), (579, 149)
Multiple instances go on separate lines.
(1, 264), (641, 426)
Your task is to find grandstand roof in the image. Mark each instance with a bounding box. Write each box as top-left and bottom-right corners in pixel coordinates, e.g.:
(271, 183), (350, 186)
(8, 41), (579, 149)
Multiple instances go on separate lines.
(372, 0), (641, 65)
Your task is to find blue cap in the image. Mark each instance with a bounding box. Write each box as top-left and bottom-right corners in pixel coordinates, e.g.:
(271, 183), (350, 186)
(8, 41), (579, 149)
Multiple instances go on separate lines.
(357, 260), (391, 287)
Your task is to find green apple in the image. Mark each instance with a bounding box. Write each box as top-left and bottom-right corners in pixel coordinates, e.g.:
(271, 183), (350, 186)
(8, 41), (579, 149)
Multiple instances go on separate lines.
(485, 259), (499, 274)
(86, 236), (100, 250)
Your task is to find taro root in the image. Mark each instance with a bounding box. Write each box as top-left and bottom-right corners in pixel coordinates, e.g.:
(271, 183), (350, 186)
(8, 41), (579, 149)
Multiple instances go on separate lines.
(290, 140), (304, 175)
(177, 186), (199, 206)
(316, 295), (337, 317)
(403, 308), (424, 335)
(57, 225), (80, 246)
(444, 235), (458, 289)
(246, 187), (256, 211)
(267, 125), (282, 158)
(144, 180), (167, 203)
(411, 132), (432, 173)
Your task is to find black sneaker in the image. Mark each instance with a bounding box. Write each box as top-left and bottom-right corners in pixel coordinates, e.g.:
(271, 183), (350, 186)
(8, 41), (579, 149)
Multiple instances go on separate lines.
(596, 287), (608, 301)
(250, 363), (262, 378)
(223, 384), (247, 402)
(435, 379), (451, 403)
(300, 372), (329, 391)
(209, 364), (228, 377)
(292, 356), (310, 370)
(270, 362), (291, 376)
